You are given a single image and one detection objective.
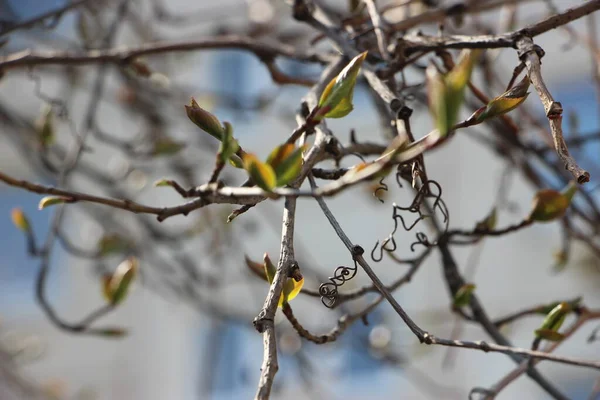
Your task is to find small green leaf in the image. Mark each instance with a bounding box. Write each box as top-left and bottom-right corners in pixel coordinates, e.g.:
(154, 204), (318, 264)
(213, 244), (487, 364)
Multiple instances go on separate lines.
(535, 302), (571, 340)
(36, 104), (55, 147)
(11, 208), (31, 232)
(154, 179), (172, 187)
(38, 196), (71, 210)
(475, 207), (497, 231)
(561, 180), (578, 203)
(243, 153), (276, 191)
(266, 143), (296, 169)
(427, 50), (480, 136)
(453, 283), (476, 307)
(535, 297), (582, 315)
(274, 146), (304, 186)
(528, 189), (570, 222)
(96, 327), (128, 338)
(104, 257), (138, 306)
(219, 122), (239, 163)
(152, 137), (185, 156)
(185, 98), (223, 140)
(97, 234), (130, 256)
(315, 51), (368, 121)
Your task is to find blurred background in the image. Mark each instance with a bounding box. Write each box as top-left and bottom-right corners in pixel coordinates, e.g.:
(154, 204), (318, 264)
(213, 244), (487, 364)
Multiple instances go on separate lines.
(1, 0), (600, 399)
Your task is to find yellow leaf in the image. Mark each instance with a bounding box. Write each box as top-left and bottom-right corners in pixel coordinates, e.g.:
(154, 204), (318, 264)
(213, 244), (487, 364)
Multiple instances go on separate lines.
(11, 208), (31, 232)
(243, 153), (276, 191)
(38, 196), (71, 210)
(279, 276), (304, 307)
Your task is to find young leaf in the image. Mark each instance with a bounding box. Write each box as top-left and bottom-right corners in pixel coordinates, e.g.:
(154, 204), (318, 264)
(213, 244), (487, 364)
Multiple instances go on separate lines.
(97, 327), (128, 338)
(314, 51), (368, 121)
(104, 257), (138, 305)
(245, 255), (268, 282)
(535, 302), (571, 341)
(474, 207), (497, 231)
(97, 234), (130, 256)
(466, 75), (530, 125)
(152, 137), (185, 156)
(38, 196), (71, 210)
(185, 98), (224, 140)
(229, 154), (245, 169)
(266, 144), (295, 169)
(11, 208), (31, 232)
(263, 253), (277, 284)
(280, 275), (304, 307)
(243, 153), (276, 191)
(427, 50), (480, 136)
(273, 146), (305, 187)
(534, 329), (565, 342)
(219, 122), (239, 163)
(528, 186), (573, 223)
(453, 283), (476, 307)
(36, 104), (55, 147)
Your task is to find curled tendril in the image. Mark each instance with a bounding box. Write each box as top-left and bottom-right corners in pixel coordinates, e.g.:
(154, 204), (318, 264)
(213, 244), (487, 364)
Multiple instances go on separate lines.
(371, 170), (450, 261)
(373, 177), (388, 203)
(370, 235), (397, 262)
(319, 259), (359, 308)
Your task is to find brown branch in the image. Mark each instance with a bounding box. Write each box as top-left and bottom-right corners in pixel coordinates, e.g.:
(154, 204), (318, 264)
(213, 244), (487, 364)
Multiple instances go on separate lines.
(403, 0), (600, 54)
(0, 35), (332, 70)
(517, 36), (590, 183)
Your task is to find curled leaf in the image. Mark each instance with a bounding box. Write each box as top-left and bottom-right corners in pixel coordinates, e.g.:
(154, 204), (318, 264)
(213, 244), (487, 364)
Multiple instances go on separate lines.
(154, 179), (172, 187)
(185, 98), (223, 140)
(11, 208), (31, 232)
(453, 283), (476, 307)
(315, 51), (368, 121)
(103, 257), (138, 305)
(263, 253), (277, 284)
(38, 196), (71, 210)
(243, 153), (276, 191)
